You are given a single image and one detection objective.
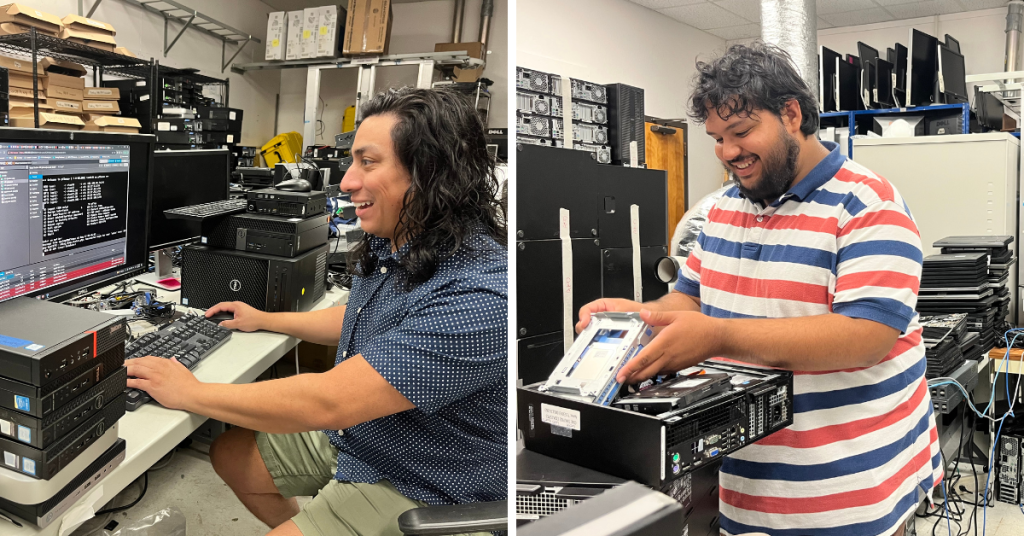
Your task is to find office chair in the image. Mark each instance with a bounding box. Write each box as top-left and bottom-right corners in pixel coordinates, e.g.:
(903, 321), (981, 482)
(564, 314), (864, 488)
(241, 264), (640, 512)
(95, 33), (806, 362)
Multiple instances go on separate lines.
(397, 500), (508, 535)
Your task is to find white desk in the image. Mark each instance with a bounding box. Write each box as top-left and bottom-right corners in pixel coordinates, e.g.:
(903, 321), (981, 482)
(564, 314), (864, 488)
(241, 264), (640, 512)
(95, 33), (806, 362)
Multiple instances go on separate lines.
(1, 284), (349, 535)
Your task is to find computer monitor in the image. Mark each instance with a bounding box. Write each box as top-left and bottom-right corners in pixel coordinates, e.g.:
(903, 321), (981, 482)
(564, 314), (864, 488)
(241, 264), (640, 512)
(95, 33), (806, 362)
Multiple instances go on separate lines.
(148, 149), (230, 251)
(846, 54), (860, 68)
(0, 129), (153, 304)
(820, 47), (841, 112)
(894, 43), (908, 106)
(875, 58), (896, 108)
(908, 28), (940, 106)
(939, 45), (968, 104)
(975, 86), (1004, 131)
(837, 57), (862, 111)
(857, 42), (880, 108)
(945, 34), (961, 54)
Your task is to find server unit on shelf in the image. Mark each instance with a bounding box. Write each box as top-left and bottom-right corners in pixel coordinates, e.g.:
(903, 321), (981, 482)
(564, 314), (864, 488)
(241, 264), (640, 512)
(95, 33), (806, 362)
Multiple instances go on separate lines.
(517, 114), (564, 139)
(201, 212), (329, 258)
(0, 345), (126, 420)
(997, 434), (1023, 504)
(516, 136), (563, 148)
(517, 91), (563, 117)
(607, 83), (646, 166)
(572, 122), (609, 145)
(572, 101), (607, 124)
(570, 78), (607, 104)
(572, 142), (611, 164)
(518, 360), (793, 489)
(517, 66), (562, 95)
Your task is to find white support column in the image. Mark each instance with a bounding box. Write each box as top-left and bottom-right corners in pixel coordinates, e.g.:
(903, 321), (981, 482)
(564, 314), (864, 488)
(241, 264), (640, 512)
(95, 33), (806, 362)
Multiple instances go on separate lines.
(303, 66), (323, 148)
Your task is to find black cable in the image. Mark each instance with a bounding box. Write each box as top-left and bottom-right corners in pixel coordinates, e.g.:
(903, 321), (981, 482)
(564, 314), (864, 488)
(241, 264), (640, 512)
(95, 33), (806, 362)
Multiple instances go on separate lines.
(95, 473), (147, 516)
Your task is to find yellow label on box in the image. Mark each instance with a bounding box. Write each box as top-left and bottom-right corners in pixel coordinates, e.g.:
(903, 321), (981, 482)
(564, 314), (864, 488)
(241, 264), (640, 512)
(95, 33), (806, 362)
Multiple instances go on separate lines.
(319, 26), (327, 35)
(272, 38), (279, 47)
(302, 30), (310, 39)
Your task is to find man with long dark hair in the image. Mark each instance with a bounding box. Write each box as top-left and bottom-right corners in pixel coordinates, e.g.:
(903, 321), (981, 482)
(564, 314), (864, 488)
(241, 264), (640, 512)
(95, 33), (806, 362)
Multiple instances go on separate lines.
(577, 43), (940, 536)
(126, 88), (507, 536)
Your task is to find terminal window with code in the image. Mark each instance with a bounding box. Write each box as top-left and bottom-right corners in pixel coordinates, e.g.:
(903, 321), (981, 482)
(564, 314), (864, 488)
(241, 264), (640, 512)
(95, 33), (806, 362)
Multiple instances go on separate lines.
(0, 144), (131, 301)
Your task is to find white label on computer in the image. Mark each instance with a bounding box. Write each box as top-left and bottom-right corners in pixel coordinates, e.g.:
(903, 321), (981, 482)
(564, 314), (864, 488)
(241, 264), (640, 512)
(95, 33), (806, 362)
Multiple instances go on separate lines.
(157, 122), (170, 131)
(0, 420), (9, 436)
(229, 112), (237, 120)
(3, 452), (15, 468)
(140, 95), (150, 101)
(541, 403), (581, 431)
(17, 426), (29, 443)
(22, 458), (35, 475)
(227, 134), (234, 143)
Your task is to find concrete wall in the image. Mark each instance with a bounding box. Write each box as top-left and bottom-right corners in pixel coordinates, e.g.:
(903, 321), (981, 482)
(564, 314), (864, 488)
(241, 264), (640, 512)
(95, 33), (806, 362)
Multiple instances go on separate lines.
(517, 0), (729, 204)
(22, 0), (282, 147)
(275, 0), (509, 147)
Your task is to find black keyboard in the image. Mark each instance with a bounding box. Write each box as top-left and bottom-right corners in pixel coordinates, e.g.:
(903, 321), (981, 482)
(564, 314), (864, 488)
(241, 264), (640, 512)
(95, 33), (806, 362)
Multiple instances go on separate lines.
(163, 199), (248, 221)
(124, 315), (232, 411)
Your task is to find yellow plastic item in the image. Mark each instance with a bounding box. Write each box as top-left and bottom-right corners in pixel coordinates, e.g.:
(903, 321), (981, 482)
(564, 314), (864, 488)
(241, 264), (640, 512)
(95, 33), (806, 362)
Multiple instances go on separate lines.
(343, 106), (356, 133)
(260, 131), (303, 167)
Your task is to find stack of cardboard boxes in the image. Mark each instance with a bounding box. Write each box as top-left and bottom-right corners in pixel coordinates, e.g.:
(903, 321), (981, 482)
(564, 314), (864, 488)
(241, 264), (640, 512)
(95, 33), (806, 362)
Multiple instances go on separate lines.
(59, 14), (116, 52)
(266, 1), (392, 61)
(0, 6), (119, 54)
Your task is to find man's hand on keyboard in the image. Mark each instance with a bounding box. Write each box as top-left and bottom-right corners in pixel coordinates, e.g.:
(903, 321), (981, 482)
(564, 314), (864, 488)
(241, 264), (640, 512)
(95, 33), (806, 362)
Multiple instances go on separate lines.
(125, 356), (200, 411)
(206, 301), (267, 332)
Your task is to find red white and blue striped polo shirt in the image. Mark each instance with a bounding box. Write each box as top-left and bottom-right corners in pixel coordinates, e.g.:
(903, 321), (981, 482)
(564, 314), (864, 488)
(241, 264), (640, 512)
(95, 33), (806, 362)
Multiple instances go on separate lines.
(675, 142), (942, 536)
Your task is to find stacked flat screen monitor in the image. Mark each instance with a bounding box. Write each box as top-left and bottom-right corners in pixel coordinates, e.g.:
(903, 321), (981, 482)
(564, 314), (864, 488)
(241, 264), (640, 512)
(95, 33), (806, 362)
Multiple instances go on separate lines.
(819, 29), (967, 113)
(0, 128), (231, 305)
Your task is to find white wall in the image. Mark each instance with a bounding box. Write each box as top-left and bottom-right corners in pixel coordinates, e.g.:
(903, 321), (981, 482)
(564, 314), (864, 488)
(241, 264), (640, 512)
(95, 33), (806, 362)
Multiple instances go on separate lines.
(276, 0), (509, 146)
(22, 0), (282, 147)
(517, 0), (729, 204)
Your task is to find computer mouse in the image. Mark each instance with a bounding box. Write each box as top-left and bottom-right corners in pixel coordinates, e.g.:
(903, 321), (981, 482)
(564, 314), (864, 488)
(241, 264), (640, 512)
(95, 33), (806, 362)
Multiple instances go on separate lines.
(275, 178), (313, 192)
(207, 311), (234, 323)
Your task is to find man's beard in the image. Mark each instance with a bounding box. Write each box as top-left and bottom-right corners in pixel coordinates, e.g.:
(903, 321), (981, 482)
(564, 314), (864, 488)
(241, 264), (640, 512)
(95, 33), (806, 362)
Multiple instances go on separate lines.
(730, 132), (800, 203)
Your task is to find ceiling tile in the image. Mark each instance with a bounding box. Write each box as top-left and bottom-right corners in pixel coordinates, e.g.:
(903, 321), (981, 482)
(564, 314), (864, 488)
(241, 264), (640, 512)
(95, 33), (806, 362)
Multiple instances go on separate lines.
(630, 0), (708, 9)
(706, 23), (762, 40)
(816, 0), (879, 15)
(884, 0), (966, 19)
(820, 7), (893, 26)
(713, 0), (761, 22)
(661, 2), (751, 29)
(817, 17), (834, 29)
(970, 0), (1016, 7)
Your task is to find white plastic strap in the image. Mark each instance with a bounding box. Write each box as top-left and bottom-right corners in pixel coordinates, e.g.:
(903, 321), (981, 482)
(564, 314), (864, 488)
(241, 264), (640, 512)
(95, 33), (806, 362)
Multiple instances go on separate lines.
(629, 140), (638, 168)
(631, 204), (641, 302)
(560, 208), (573, 353)
(560, 77), (571, 145)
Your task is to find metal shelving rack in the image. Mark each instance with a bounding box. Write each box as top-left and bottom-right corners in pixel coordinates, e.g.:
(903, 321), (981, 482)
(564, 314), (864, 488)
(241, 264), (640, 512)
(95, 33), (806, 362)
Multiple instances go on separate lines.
(820, 103), (970, 158)
(0, 27), (228, 130)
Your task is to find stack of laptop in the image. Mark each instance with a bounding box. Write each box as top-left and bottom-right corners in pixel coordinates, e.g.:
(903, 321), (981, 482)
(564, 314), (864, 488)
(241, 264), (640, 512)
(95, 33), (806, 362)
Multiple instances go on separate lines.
(918, 313), (968, 379)
(917, 236), (1015, 352)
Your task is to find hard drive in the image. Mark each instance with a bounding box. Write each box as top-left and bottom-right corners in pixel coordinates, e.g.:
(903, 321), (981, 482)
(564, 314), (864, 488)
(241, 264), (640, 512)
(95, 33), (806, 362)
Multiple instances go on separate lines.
(613, 372), (733, 415)
(540, 312), (653, 406)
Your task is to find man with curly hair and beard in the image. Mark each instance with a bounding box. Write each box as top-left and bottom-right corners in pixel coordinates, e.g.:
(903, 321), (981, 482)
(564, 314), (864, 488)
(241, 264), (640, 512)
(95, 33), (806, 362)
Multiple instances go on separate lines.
(577, 43), (941, 536)
(126, 88), (506, 536)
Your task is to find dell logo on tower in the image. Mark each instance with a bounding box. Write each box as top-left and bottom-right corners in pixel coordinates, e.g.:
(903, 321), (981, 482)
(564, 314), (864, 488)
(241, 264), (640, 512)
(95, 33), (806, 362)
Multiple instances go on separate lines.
(229, 279), (242, 292)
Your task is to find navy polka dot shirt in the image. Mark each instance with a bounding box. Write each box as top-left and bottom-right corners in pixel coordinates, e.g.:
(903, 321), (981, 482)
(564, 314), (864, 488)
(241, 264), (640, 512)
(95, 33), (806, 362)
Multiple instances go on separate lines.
(323, 230), (507, 506)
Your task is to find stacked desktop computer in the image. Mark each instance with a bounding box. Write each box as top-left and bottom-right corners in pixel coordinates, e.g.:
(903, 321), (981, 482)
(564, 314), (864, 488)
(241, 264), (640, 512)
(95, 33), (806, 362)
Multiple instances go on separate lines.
(177, 186), (331, 313)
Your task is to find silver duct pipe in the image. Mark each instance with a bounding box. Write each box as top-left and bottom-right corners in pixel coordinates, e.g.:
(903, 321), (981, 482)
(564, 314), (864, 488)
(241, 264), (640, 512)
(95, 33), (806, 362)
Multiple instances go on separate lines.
(452, 0), (466, 43)
(761, 0), (818, 99)
(479, 0), (494, 53)
(1006, 1), (1024, 72)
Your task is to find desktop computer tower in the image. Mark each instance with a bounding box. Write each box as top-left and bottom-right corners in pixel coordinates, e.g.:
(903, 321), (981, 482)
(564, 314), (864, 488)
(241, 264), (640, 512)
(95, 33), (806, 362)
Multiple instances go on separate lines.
(606, 83), (645, 166)
(180, 244), (328, 312)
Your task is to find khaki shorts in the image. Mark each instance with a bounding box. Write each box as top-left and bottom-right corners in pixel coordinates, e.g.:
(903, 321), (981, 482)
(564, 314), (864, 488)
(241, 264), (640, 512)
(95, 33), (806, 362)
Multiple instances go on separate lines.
(255, 430), (490, 536)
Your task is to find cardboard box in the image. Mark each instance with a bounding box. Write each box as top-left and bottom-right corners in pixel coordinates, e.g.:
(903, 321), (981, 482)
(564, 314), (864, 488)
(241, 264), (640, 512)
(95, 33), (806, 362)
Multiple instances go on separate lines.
(285, 10), (303, 61)
(60, 14), (115, 36)
(265, 11), (286, 61)
(82, 100), (118, 114)
(9, 71), (45, 89)
(8, 86), (41, 99)
(60, 27), (116, 46)
(65, 37), (115, 51)
(434, 42), (485, 82)
(11, 112), (84, 129)
(316, 6), (345, 58)
(44, 84), (82, 100)
(41, 57), (87, 77)
(50, 98), (81, 113)
(42, 72), (84, 90)
(83, 115), (140, 132)
(0, 55), (36, 74)
(0, 21), (49, 36)
(301, 7), (318, 59)
(0, 4), (62, 35)
(8, 97), (52, 116)
(343, 0), (391, 56)
(84, 87), (119, 100)
(113, 46), (135, 57)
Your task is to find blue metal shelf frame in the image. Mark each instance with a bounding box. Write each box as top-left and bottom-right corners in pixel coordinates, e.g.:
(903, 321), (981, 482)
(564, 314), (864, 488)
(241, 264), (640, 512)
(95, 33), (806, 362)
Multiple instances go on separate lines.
(820, 103), (970, 158)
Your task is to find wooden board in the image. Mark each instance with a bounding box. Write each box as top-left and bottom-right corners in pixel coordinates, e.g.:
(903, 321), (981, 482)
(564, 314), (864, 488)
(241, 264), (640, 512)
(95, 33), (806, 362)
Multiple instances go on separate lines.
(645, 121), (686, 244)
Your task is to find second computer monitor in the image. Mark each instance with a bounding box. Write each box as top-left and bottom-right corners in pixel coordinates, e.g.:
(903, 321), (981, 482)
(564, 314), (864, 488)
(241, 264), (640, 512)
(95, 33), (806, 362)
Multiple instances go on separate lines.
(148, 149), (230, 251)
(939, 45), (968, 104)
(820, 47), (842, 112)
(907, 28), (940, 107)
(875, 58), (895, 108)
(837, 57), (861, 112)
